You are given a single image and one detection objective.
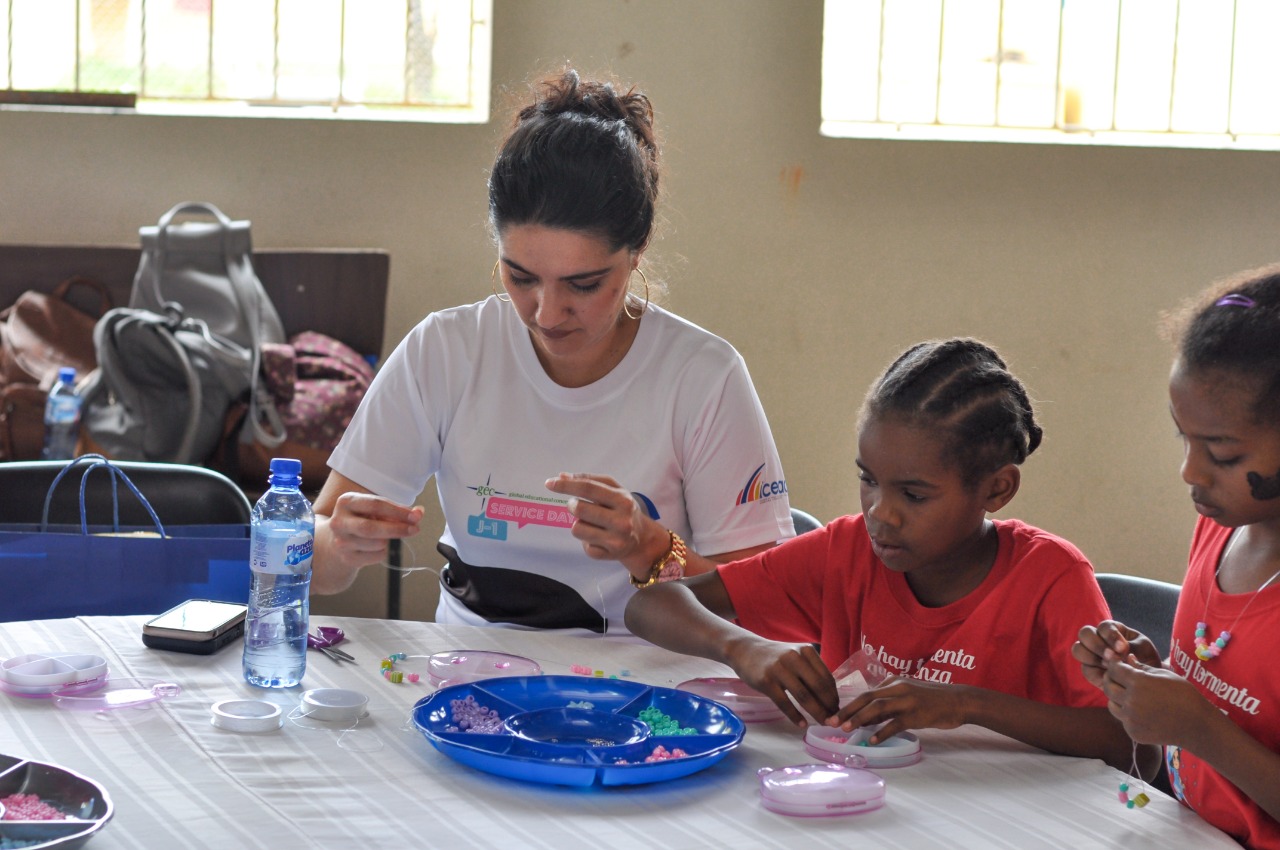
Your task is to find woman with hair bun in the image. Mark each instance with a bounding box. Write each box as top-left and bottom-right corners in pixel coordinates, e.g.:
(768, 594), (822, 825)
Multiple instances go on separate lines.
(312, 68), (793, 634)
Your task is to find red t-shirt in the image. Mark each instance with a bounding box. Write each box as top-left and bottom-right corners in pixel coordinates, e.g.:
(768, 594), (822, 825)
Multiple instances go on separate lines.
(1166, 517), (1280, 850)
(719, 515), (1109, 708)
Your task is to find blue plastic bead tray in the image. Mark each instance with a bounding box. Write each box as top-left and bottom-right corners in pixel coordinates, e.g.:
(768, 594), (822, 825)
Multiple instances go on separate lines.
(412, 675), (746, 787)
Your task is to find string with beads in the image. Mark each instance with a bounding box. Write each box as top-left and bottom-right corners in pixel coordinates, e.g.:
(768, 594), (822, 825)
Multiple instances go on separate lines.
(1194, 529), (1280, 662)
(1117, 741), (1150, 810)
(379, 653), (423, 684)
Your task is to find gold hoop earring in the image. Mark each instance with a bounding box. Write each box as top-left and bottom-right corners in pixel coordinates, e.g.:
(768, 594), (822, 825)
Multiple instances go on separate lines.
(491, 261), (511, 302)
(623, 268), (649, 320)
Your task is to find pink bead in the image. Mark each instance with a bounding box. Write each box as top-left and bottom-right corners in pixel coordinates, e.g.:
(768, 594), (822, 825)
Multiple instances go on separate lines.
(406, 673), (420, 683)
(1118, 791), (1129, 803)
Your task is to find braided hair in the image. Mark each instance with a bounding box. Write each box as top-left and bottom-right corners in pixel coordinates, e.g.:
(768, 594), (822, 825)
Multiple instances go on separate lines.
(861, 338), (1043, 487)
(1162, 263), (1280, 425)
(488, 67), (660, 254)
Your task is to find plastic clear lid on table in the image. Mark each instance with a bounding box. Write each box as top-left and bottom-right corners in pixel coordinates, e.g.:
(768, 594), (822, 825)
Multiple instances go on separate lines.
(51, 679), (180, 711)
(757, 763), (887, 817)
(674, 677), (786, 722)
(427, 650), (542, 687)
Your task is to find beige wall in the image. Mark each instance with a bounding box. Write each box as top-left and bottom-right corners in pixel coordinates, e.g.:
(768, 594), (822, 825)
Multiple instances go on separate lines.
(4, 1), (1277, 618)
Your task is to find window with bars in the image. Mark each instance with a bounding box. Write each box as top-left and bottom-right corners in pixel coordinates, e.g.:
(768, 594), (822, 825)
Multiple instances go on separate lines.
(1, 0), (491, 122)
(822, 0), (1280, 149)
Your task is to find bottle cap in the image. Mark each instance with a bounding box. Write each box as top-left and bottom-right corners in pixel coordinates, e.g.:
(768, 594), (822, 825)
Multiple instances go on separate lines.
(269, 458), (303, 476)
(268, 457), (303, 486)
(57, 366), (76, 383)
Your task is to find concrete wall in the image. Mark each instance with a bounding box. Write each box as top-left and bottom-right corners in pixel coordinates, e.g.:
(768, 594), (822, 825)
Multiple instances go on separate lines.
(4, 0), (1277, 618)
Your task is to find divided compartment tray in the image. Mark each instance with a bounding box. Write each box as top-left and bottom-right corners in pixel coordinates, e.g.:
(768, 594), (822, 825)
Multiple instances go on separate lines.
(0, 654), (108, 698)
(412, 675), (745, 787)
(0, 753), (114, 848)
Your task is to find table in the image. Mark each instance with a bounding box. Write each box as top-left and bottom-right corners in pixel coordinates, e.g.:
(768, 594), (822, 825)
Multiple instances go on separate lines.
(0, 616), (1239, 850)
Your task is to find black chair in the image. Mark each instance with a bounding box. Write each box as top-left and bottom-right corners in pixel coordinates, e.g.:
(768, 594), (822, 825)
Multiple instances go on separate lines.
(1094, 572), (1182, 661)
(791, 508), (823, 535)
(0, 459), (252, 526)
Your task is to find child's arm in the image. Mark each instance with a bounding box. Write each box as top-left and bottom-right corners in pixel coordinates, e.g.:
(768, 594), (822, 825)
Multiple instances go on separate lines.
(624, 572), (839, 726)
(836, 677), (1155, 775)
(1103, 653), (1280, 822)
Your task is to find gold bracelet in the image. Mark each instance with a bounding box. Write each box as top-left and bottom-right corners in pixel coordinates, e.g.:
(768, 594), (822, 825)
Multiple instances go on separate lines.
(630, 531), (688, 589)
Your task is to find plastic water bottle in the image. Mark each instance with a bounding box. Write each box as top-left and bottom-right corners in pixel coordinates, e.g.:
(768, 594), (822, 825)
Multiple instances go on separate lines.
(243, 458), (314, 688)
(41, 367), (82, 460)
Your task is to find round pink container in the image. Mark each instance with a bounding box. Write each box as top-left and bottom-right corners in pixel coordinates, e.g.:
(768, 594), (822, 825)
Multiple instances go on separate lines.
(757, 763), (886, 817)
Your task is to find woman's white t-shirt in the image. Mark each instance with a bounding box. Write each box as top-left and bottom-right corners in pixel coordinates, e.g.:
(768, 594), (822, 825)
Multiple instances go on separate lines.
(329, 297), (793, 635)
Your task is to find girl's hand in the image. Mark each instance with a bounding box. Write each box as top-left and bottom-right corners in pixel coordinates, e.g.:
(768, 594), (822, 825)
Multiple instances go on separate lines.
(724, 637), (839, 728)
(833, 678), (970, 742)
(1072, 620), (1162, 689)
(1100, 656), (1215, 748)
(545, 473), (668, 580)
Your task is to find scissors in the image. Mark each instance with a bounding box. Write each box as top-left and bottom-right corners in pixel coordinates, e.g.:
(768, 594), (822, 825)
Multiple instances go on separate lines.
(307, 626), (356, 662)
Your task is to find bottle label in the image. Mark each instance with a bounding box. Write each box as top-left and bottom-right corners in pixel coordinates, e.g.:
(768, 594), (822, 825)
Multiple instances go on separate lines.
(251, 529), (314, 575)
(45, 395), (81, 424)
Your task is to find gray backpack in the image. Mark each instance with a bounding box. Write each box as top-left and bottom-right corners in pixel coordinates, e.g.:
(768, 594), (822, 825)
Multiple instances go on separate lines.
(81, 203), (287, 463)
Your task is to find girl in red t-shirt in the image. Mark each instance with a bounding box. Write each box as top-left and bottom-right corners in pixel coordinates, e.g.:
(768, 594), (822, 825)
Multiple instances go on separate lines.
(623, 337), (1146, 774)
(1075, 266), (1280, 849)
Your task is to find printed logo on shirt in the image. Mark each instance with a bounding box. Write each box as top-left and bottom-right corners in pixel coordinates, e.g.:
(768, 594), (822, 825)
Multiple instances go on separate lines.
(466, 474), (574, 538)
(736, 463), (788, 505)
(632, 492), (660, 520)
(1169, 635), (1264, 716)
(860, 635), (977, 685)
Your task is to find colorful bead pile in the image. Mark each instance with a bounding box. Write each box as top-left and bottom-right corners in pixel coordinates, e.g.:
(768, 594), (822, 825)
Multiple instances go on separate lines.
(638, 706), (697, 736)
(615, 745), (691, 765)
(1118, 782), (1150, 809)
(446, 695), (504, 734)
(0, 793), (68, 821)
(644, 745), (690, 762)
(1194, 622), (1230, 661)
(569, 664), (628, 678)
(379, 653), (420, 683)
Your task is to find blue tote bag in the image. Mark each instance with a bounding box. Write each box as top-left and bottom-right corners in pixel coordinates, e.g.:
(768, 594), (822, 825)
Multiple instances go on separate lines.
(0, 456), (250, 622)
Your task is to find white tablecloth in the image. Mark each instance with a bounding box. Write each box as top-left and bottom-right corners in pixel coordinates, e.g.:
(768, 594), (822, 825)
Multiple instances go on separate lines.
(0, 616), (1239, 849)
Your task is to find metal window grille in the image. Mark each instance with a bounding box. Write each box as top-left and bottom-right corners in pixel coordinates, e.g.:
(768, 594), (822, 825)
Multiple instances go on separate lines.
(822, 0), (1280, 149)
(1, 0), (491, 122)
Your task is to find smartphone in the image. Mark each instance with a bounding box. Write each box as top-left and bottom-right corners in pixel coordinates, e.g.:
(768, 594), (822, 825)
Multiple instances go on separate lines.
(142, 599), (247, 655)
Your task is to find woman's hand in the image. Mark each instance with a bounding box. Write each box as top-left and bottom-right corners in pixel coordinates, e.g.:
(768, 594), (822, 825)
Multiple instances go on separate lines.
(545, 473), (669, 581)
(833, 678), (972, 742)
(312, 473), (424, 594)
(723, 636), (839, 728)
(1073, 620), (1163, 690)
(326, 492), (423, 568)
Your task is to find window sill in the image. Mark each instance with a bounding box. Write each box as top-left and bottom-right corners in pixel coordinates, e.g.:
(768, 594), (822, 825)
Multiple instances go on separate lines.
(820, 120), (1280, 152)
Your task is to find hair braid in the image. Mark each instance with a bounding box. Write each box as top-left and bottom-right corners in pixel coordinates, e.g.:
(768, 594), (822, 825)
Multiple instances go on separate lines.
(861, 338), (1042, 485)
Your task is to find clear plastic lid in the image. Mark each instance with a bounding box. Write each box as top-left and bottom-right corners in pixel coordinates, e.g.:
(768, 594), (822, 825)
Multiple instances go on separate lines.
(675, 677), (786, 722)
(757, 763), (886, 817)
(427, 650), (542, 687)
(52, 679), (181, 711)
